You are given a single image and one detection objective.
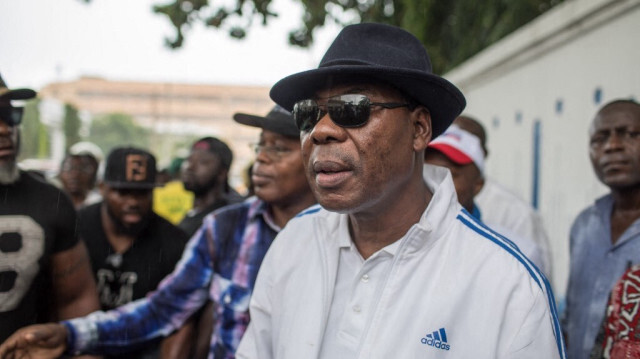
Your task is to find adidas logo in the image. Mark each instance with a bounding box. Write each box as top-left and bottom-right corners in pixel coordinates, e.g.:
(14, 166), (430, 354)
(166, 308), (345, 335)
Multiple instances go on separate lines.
(421, 328), (451, 350)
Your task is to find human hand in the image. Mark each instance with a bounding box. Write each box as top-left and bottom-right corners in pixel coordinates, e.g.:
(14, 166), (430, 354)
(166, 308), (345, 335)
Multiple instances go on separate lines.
(0, 323), (68, 359)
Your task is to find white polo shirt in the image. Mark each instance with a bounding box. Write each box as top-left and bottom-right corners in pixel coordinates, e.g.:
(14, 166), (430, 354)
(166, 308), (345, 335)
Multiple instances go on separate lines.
(319, 237), (401, 358)
(237, 165), (566, 359)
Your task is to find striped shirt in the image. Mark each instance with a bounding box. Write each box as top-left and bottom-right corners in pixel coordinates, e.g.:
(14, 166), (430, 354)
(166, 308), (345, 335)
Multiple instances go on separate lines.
(64, 197), (280, 359)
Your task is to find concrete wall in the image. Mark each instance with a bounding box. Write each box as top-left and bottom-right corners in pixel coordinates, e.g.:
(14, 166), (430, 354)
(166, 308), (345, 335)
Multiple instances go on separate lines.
(445, 0), (640, 298)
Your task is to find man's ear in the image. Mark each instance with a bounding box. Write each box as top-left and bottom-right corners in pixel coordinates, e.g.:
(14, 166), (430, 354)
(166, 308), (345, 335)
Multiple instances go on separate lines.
(413, 106), (432, 152)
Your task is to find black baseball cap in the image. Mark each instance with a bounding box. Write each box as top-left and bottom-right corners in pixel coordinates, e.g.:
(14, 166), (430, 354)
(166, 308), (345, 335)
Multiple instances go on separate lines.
(103, 147), (157, 189)
(233, 105), (299, 138)
(0, 74), (36, 101)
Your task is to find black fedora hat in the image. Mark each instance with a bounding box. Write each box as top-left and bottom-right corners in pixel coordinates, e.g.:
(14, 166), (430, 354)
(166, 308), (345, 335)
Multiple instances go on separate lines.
(270, 23), (466, 138)
(233, 104), (299, 138)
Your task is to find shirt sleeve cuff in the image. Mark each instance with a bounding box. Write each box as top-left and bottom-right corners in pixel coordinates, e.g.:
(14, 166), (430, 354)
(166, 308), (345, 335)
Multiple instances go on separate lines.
(61, 317), (99, 355)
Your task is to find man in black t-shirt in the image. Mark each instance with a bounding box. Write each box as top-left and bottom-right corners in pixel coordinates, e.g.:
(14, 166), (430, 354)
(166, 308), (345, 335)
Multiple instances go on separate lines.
(78, 146), (188, 359)
(0, 74), (100, 343)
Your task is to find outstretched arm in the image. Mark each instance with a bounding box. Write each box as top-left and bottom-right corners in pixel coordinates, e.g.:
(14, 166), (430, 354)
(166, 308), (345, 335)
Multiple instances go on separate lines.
(63, 226), (215, 355)
(0, 323), (68, 359)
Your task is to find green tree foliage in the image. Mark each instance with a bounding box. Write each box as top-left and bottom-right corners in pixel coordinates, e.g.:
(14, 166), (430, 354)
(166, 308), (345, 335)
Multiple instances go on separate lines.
(63, 103), (82, 151)
(80, 0), (563, 74)
(87, 113), (151, 156)
(18, 99), (50, 160)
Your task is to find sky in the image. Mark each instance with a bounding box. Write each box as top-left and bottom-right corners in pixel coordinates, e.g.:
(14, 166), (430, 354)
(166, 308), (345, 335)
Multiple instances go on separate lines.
(0, 0), (343, 90)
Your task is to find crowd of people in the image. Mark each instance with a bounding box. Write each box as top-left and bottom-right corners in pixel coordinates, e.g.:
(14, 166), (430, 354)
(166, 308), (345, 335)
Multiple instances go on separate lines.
(0, 22), (638, 359)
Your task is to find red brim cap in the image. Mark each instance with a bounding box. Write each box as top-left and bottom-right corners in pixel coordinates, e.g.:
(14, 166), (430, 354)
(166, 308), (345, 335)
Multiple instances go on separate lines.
(428, 143), (473, 165)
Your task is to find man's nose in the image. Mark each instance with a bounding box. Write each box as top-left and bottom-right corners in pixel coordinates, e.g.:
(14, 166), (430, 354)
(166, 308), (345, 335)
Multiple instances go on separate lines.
(309, 112), (345, 144)
(0, 120), (13, 135)
(603, 132), (625, 151)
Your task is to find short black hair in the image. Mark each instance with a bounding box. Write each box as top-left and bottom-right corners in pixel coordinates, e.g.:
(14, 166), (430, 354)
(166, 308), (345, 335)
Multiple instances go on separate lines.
(598, 98), (640, 112)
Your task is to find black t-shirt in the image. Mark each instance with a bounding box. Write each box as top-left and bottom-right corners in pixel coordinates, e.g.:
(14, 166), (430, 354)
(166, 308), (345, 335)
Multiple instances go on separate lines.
(0, 171), (79, 343)
(78, 203), (188, 359)
(78, 203), (188, 311)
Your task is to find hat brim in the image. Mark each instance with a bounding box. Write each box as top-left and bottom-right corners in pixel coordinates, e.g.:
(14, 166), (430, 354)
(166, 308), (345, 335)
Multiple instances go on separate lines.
(0, 88), (37, 101)
(233, 113), (300, 138)
(427, 143), (474, 165)
(270, 65), (465, 138)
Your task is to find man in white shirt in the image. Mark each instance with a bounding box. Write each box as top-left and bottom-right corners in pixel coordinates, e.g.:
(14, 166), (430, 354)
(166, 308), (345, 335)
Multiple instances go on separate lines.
(236, 23), (565, 359)
(455, 115), (552, 277)
(425, 124), (548, 276)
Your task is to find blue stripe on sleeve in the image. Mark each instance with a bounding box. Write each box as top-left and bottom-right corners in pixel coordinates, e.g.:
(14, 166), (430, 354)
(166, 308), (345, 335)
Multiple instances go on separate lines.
(456, 211), (567, 359)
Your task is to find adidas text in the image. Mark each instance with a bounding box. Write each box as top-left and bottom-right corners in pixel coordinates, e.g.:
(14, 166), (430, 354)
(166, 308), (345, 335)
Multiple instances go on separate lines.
(421, 328), (451, 350)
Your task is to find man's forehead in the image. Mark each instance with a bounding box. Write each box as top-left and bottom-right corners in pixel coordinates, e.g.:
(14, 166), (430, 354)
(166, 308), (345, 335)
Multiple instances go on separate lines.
(65, 155), (95, 164)
(260, 129), (300, 143)
(592, 106), (640, 130)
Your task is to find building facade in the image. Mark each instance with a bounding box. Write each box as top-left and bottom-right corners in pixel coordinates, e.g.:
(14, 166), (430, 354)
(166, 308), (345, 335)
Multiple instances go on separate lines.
(39, 76), (273, 189)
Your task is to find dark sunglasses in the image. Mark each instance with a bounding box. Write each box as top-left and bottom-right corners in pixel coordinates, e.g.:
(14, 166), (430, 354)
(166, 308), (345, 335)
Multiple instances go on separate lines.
(292, 94), (414, 132)
(0, 107), (24, 126)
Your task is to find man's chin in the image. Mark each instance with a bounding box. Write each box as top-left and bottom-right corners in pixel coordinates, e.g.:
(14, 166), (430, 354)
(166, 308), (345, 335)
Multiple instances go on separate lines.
(0, 162), (19, 185)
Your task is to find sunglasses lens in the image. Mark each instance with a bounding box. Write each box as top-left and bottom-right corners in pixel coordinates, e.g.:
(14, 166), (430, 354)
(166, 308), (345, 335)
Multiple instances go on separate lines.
(293, 99), (320, 131)
(0, 107), (22, 126)
(327, 94), (370, 128)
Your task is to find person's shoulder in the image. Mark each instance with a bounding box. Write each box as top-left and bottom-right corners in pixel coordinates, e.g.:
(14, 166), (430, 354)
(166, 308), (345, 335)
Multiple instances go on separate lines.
(18, 170), (76, 211)
(481, 178), (534, 211)
(77, 202), (102, 230)
(571, 194), (610, 226)
(453, 210), (548, 289)
(19, 170), (64, 194)
(78, 202), (101, 216)
(152, 212), (190, 241)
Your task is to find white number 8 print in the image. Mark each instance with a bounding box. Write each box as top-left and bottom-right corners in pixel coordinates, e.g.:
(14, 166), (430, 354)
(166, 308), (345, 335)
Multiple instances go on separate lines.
(0, 216), (45, 312)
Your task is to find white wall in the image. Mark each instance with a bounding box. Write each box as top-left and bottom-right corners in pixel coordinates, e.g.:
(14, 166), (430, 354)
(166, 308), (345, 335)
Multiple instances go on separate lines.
(445, 0), (640, 298)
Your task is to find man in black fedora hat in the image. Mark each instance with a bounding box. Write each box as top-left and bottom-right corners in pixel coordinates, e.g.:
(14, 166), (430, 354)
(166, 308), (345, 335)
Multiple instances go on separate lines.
(0, 74), (101, 345)
(235, 23), (565, 358)
(0, 106), (317, 359)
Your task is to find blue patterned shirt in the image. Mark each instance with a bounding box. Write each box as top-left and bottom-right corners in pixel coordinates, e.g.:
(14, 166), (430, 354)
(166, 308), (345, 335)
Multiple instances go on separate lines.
(563, 194), (640, 359)
(64, 197), (280, 359)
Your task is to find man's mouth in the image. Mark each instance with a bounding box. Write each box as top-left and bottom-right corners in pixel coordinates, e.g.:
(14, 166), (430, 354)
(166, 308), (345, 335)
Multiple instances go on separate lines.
(252, 170), (274, 187)
(312, 161), (352, 188)
(601, 159), (629, 173)
(0, 143), (14, 158)
(122, 212), (142, 224)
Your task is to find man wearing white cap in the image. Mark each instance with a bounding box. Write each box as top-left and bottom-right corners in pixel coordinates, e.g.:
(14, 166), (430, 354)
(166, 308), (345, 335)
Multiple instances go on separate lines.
(425, 124), (548, 275)
(59, 141), (104, 209)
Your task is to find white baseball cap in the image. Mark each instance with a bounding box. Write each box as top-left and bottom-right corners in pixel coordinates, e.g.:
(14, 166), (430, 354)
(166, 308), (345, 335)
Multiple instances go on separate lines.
(427, 124), (485, 173)
(69, 141), (104, 163)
